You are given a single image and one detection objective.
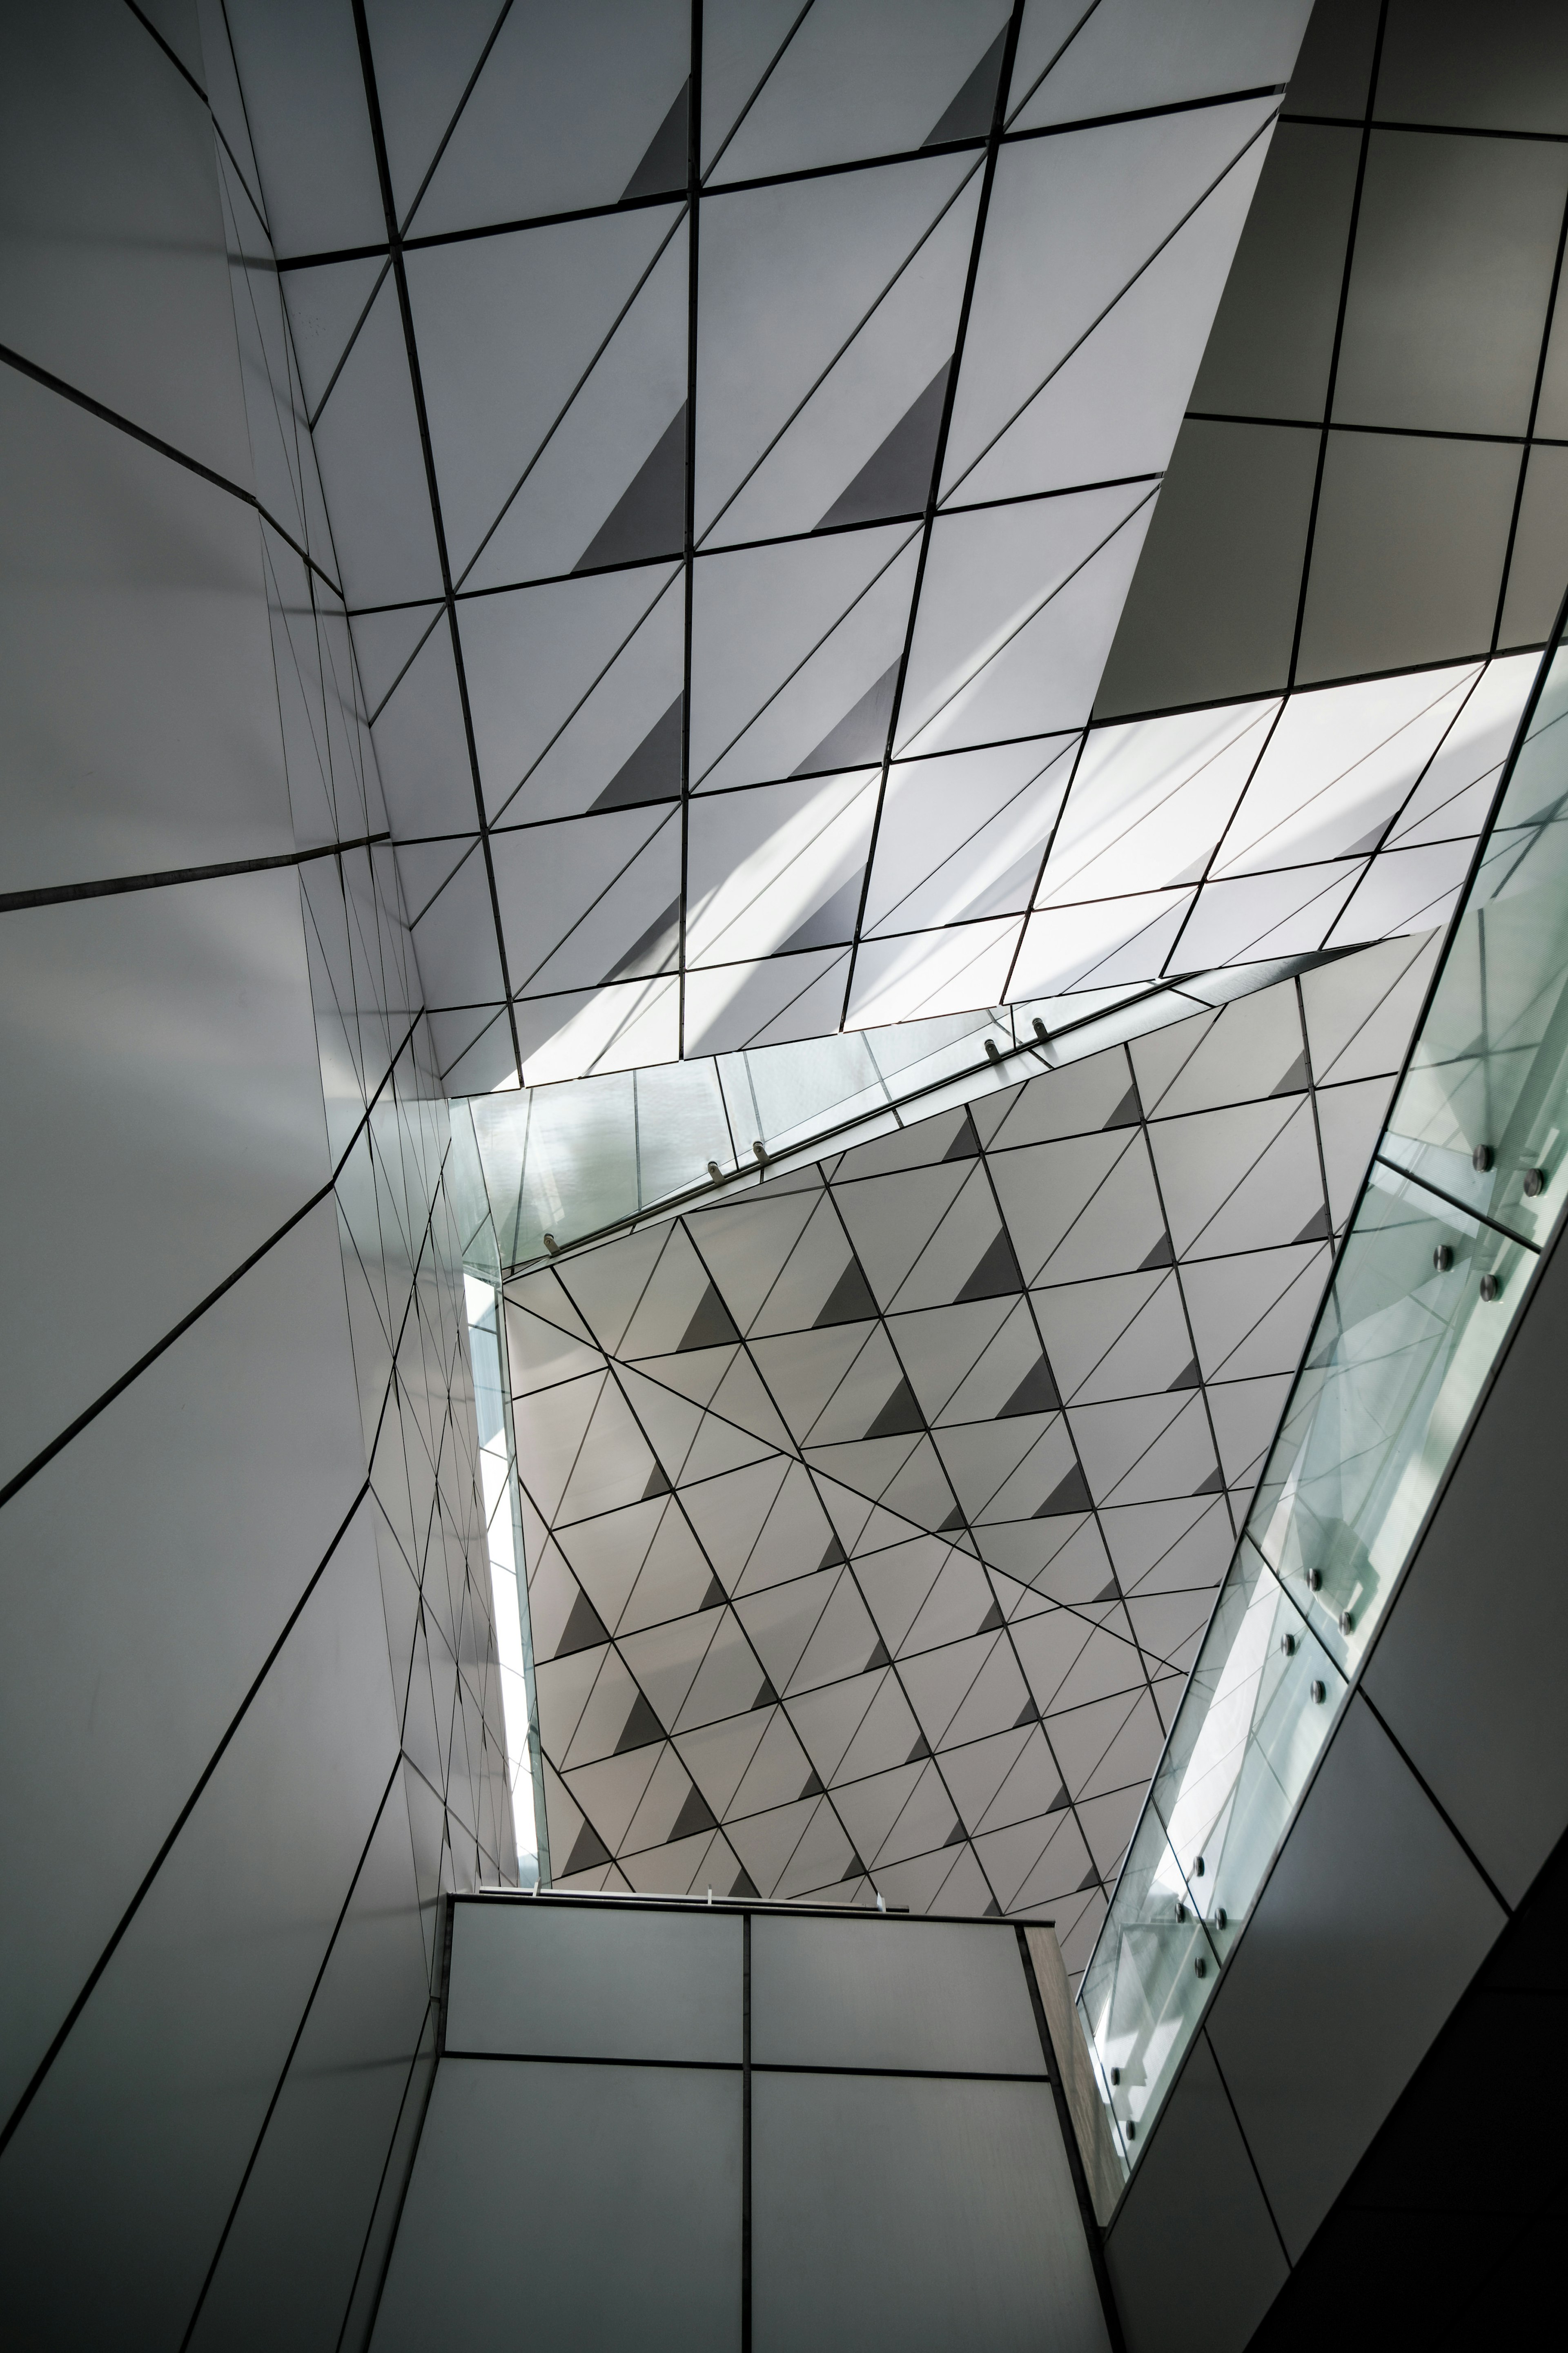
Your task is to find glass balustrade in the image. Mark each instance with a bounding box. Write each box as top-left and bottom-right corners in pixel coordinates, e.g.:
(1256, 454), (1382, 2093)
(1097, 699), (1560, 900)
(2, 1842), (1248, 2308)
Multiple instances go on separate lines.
(1077, 629), (1568, 2190)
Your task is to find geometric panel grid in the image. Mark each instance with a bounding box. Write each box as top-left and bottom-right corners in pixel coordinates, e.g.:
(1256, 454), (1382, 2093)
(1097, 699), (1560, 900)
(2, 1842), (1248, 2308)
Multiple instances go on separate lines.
(505, 932), (1437, 1977)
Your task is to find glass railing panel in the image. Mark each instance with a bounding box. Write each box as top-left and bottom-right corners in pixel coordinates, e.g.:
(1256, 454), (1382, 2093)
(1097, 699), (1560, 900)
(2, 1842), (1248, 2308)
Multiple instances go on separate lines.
(1076, 620), (1568, 2192)
(1250, 1168), (1538, 1679)
(1150, 1538), (1345, 1943)
(1383, 648), (1568, 1249)
(628, 1059), (733, 1208)
(1077, 1809), (1215, 2159)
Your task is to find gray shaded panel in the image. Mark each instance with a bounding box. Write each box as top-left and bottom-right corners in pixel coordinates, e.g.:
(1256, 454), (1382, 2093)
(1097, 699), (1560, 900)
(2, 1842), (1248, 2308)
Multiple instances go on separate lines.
(187, 1778), (433, 2351)
(1189, 125), (1360, 422)
(0, 0), (252, 480)
(0, 872), (333, 1493)
(0, 1202), (370, 2126)
(1377, 0), (1568, 136)
(1285, 0), (1381, 115)
(1332, 132), (1568, 438)
(1499, 446), (1568, 651)
(1205, 1694), (1504, 2260)
(1365, 1226), (1568, 1905)
(751, 1914), (1044, 2074)
(752, 2072), (1107, 2353)
(1093, 421), (1319, 716)
(1105, 2032), (1287, 2353)
(0, 1500), (398, 2351)
(1296, 432), (1518, 685)
(0, 367), (296, 893)
(446, 1898), (743, 2061)
(372, 2058), (742, 2352)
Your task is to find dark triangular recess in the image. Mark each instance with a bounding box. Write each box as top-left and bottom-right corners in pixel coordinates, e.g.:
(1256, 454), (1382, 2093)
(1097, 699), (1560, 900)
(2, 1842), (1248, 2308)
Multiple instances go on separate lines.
(642, 1461), (673, 1499)
(1047, 1784), (1070, 1812)
(1140, 1231), (1175, 1271)
(576, 405), (686, 571)
(671, 1783), (717, 1840)
(865, 1375), (924, 1439)
(944, 1816), (967, 1847)
(818, 1534), (849, 1569)
(701, 1572), (727, 1611)
(1104, 1080), (1143, 1130)
(1077, 1868), (1102, 1894)
(1094, 1578), (1121, 1603)
(615, 1691), (666, 1753)
(1035, 1464), (1091, 1518)
(622, 78), (689, 199)
(1271, 1050), (1310, 1096)
(800, 1769), (824, 1799)
(939, 1503), (968, 1532)
(815, 1258), (879, 1326)
(778, 871), (864, 955)
(605, 897), (681, 984)
(591, 694), (684, 811)
(1167, 1358), (1201, 1392)
(943, 1110), (982, 1162)
(753, 1677), (779, 1710)
(1015, 1697), (1040, 1728)
(565, 1818), (612, 1875)
(731, 1867), (760, 1899)
(907, 1732), (931, 1762)
(957, 1229), (1026, 1303)
(817, 360), (951, 531)
(865, 1638), (892, 1671)
(978, 1599), (1005, 1634)
(1346, 821), (1390, 857)
(999, 1356), (1060, 1417)
(845, 1853), (867, 1880)
(924, 27), (1007, 144)
(1295, 1203), (1333, 1243)
(983, 1895), (1003, 1918)
(791, 659), (899, 777)
(679, 1280), (740, 1352)
(1193, 1465), (1226, 1496)
(556, 1587), (610, 1658)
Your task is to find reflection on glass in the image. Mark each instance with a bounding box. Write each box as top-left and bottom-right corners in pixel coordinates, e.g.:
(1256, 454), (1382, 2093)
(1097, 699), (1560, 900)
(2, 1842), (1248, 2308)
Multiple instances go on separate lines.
(1251, 1168), (1534, 1674)
(456, 956), (1355, 1274)
(1383, 648), (1568, 1251)
(1151, 1541), (1343, 1936)
(1078, 631), (1568, 2186)
(1076, 1812), (1212, 2164)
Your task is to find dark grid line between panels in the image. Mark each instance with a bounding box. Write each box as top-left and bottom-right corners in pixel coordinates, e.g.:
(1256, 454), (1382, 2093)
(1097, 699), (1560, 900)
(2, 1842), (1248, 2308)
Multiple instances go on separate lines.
(350, 0), (524, 1085)
(678, 0), (702, 1057)
(1186, 410), (1568, 449)
(347, 468), (1169, 624)
(0, 835), (391, 916)
(1490, 167), (1568, 653)
(837, 0), (1029, 1036)
(264, 81), (1305, 276)
(1285, 0), (1388, 696)
(120, 0), (271, 236)
(0, 340), (344, 603)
